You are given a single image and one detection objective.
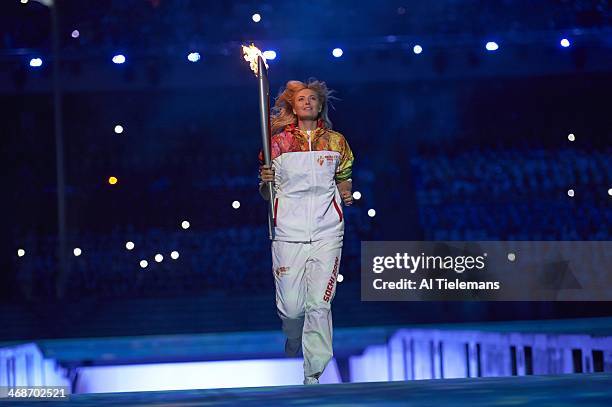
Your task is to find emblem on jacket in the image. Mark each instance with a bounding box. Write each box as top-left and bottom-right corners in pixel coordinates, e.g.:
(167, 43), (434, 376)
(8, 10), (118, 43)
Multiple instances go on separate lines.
(275, 266), (290, 277)
(318, 155), (338, 166)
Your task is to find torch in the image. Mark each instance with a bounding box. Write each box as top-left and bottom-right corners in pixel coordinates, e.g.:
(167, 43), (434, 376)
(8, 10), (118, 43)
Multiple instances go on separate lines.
(242, 44), (275, 239)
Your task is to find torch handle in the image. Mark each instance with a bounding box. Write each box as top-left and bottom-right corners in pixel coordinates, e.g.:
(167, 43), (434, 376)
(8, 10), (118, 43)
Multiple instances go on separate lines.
(257, 56), (275, 240)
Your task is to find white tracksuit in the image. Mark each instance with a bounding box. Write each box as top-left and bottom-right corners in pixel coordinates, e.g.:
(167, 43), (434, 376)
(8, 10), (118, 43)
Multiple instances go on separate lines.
(259, 122), (354, 382)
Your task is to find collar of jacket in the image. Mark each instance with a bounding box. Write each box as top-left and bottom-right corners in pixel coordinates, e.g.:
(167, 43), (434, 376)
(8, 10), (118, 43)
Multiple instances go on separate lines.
(286, 119), (327, 140)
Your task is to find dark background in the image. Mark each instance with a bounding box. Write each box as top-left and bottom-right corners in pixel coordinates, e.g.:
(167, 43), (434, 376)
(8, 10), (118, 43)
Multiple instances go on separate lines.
(1, 0), (611, 340)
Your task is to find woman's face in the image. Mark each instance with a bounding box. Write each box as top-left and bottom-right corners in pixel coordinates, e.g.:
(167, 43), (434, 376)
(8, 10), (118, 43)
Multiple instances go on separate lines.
(293, 88), (321, 120)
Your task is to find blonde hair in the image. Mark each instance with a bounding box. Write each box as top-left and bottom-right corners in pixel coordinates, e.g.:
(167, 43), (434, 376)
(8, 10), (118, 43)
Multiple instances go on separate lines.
(270, 78), (336, 136)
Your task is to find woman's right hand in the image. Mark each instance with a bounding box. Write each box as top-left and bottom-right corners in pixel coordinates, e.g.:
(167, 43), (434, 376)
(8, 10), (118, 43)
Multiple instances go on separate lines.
(259, 165), (275, 182)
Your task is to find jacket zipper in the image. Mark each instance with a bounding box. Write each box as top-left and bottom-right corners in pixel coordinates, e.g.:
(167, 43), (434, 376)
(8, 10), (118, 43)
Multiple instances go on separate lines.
(308, 134), (314, 242)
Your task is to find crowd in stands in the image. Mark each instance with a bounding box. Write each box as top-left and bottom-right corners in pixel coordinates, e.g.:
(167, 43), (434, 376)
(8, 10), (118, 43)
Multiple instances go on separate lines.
(411, 147), (611, 241)
(6, 0), (608, 54)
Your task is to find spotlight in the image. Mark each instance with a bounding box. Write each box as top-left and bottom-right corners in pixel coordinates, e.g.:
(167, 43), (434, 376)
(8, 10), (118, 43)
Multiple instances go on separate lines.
(337, 274), (344, 283)
(112, 54), (126, 64)
(171, 251), (180, 260)
(567, 189), (574, 197)
(568, 133), (575, 141)
(262, 50), (276, 60)
(108, 176), (118, 185)
(252, 13), (261, 23)
(114, 125), (124, 134)
(608, 188), (612, 196)
(73, 247), (82, 256)
(368, 209), (376, 217)
(71, 30), (80, 39)
(413, 45), (423, 54)
(485, 42), (499, 51)
(560, 38), (570, 48)
(155, 254), (163, 262)
(17, 249), (25, 257)
(187, 52), (201, 62)
(232, 200), (240, 209)
(181, 220), (190, 230)
(21, 0), (28, 4)
(352, 191), (362, 200)
(332, 48), (343, 58)
(29, 58), (43, 68)
(140, 260), (148, 268)
(126, 241), (135, 250)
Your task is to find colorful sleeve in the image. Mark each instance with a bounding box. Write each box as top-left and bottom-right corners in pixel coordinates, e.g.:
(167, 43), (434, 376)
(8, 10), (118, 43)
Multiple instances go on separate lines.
(258, 135), (282, 166)
(335, 134), (354, 183)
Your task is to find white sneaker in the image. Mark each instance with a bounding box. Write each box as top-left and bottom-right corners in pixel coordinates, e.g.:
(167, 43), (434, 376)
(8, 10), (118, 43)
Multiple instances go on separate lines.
(284, 337), (301, 357)
(303, 377), (319, 385)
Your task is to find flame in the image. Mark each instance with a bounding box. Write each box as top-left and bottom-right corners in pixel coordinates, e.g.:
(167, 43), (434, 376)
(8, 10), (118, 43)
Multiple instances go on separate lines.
(242, 44), (268, 76)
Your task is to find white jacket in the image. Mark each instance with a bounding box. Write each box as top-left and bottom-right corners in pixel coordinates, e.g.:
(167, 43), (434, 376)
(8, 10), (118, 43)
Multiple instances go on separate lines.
(259, 123), (354, 242)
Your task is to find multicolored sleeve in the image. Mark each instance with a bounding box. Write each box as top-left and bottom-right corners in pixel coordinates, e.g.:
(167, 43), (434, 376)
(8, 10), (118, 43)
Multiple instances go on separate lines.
(335, 134), (354, 183)
(258, 134), (282, 166)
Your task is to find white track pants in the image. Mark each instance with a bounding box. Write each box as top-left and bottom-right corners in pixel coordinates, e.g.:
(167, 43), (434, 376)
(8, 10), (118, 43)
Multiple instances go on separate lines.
(272, 238), (343, 381)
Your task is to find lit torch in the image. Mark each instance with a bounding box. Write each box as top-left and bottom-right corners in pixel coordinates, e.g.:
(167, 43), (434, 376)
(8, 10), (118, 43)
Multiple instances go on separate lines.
(242, 44), (274, 239)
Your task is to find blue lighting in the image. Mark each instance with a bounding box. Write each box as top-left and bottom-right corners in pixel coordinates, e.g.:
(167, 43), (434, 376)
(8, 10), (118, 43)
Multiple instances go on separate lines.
(29, 58), (43, 67)
(262, 50), (276, 60)
(413, 45), (423, 54)
(560, 38), (571, 48)
(112, 54), (126, 64)
(332, 48), (343, 58)
(485, 41), (499, 51)
(187, 52), (201, 62)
